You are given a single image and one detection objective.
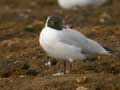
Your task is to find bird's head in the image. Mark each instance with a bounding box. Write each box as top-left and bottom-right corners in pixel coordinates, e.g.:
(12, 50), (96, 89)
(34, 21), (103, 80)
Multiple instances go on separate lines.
(46, 16), (64, 30)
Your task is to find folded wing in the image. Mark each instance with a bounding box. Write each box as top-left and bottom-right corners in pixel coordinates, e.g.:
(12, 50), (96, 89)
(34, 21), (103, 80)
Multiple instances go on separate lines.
(59, 28), (109, 55)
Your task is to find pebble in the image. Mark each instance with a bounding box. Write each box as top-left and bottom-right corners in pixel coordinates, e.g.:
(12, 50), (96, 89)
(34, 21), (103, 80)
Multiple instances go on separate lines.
(19, 75), (27, 78)
(76, 86), (88, 90)
(76, 76), (88, 84)
(52, 72), (64, 76)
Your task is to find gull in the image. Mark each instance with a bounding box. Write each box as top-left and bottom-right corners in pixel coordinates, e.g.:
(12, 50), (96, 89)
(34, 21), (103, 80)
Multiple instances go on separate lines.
(58, 0), (106, 9)
(39, 16), (115, 74)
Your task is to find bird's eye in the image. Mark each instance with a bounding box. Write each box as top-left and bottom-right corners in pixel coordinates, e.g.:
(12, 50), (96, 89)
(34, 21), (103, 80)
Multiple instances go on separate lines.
(51, 21), (55, 25)
(51, 21), (54, 25)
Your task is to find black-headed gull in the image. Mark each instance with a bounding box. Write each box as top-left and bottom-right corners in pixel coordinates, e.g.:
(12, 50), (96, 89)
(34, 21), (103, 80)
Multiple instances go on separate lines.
(58, 0), (106, 9)
(39, 16), (114, 74)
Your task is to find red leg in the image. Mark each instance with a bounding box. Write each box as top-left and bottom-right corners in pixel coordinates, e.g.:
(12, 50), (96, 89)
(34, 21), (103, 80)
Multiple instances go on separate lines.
(69, 62), (72, 73)
(64, 60), (67, 74)
(68, 58), (73, 73)
(64, 60), (73, 74)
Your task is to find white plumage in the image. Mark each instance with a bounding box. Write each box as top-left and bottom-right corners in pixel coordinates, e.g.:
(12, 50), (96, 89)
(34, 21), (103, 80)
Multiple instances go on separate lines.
(58, 0), (106, 9)
(40, 26), (109, 61)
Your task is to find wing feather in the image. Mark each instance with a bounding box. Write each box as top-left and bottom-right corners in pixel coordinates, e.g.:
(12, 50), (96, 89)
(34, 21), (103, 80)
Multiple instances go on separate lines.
(59, 28), (107, 55)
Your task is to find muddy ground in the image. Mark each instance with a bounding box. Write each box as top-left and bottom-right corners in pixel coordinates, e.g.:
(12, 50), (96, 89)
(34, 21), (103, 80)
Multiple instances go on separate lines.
(0, 0), (120, 90)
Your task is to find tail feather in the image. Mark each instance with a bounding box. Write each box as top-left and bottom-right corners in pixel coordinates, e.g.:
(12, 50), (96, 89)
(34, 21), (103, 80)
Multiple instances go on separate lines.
(103, 46), (120, 57)
(103, 46), (115, 53)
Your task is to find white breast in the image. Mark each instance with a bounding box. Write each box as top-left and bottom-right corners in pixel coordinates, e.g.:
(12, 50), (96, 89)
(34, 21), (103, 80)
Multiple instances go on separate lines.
(39, 27), (86, 60)
(40, 27), (58, 55)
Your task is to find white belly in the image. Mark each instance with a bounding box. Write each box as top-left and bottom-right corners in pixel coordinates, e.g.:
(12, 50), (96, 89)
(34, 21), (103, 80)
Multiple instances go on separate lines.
(40, 39), (86, 60)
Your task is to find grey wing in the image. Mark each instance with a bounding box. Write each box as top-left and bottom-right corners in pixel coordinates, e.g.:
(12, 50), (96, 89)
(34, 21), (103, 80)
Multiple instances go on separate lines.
(82, 39), (108, 55)
(60, 28), (88, 47)
(59, 28), (108, 55)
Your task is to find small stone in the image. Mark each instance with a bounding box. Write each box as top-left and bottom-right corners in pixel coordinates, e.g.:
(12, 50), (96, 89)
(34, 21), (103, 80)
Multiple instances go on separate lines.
(32, 56), (38, 60)
(76, 76), (88, 84)
(52, 72), (64, 76)
(19, 75), (26, 78)
(76, 86), (88, 90)
(10, 79), (14, 83)
(99, 18), (105, 23)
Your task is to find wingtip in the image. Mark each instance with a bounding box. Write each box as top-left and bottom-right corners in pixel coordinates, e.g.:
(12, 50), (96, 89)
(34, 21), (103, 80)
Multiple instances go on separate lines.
(103, 46), (115, 53)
